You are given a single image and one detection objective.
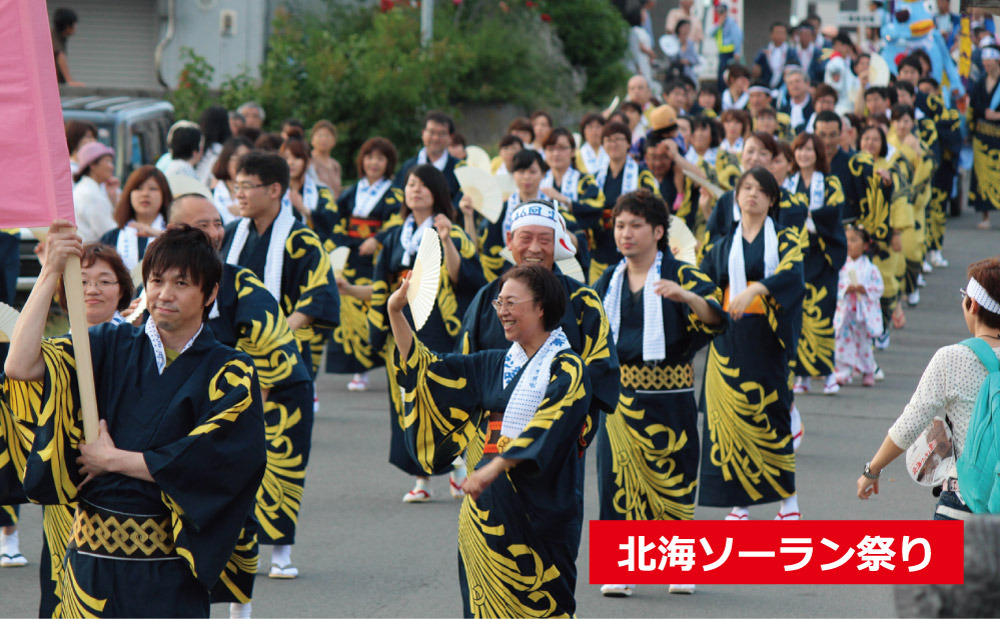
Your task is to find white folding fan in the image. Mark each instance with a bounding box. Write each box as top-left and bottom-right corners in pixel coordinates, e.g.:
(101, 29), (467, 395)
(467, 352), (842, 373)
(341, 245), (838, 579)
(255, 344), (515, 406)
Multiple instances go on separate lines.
(406, 231), (442, 331)
(123, 289), (147, 325)
(495, 173), (515, 201)
(0, 303), (19, 343)
(668, 218), (698, 265)
(464, 145), (492, 172)
(556, 258), (586, 283)
(329, 246), (350, 279)
(456, 167), (503, 224)
(130, 261), (144, 289)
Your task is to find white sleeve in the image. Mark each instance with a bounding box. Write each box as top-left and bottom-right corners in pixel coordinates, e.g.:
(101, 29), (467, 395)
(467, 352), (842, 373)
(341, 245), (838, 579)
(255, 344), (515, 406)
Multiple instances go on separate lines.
(887, 345), (970, 449)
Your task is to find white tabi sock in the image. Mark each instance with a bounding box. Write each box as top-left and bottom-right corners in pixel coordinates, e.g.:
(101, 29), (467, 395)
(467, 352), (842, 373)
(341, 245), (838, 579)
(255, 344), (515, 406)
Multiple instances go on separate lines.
(790, 404), (802, 451)
(414, 477), (430, 491)
(730, 506), (749, 518)
(230, 602), (252, 619)
(271, 544), (292, 567)
(780, 494), (800, 515)
(0, 529), (18, 556)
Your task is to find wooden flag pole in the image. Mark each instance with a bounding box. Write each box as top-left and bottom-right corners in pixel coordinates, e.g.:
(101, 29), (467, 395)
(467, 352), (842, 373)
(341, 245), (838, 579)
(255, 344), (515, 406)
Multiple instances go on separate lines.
(64, 255), (100, 443)
(31, 227), (100, 443)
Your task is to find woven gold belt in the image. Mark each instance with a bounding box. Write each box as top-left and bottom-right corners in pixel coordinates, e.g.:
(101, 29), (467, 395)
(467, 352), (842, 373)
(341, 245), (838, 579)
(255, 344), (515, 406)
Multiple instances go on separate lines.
(620, 362), (695, 392)
(71, 504), (175, 560)
(975, 121), (1000, 139)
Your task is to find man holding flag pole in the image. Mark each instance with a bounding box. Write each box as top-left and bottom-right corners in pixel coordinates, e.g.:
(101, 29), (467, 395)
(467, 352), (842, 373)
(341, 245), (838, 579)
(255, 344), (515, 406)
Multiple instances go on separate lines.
(1, 1), (267, 616)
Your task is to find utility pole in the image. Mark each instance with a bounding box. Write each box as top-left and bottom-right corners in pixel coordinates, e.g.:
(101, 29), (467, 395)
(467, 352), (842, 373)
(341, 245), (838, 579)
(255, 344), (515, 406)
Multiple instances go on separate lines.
(421, 0), (434, 47)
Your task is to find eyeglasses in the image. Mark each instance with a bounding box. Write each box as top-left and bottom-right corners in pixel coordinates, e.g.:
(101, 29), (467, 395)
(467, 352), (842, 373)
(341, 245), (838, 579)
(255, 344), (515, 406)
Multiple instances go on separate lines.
(546, 144), (573, 152)
(491, 298), (532, 311)
(82, 279), (119, 290)
(234, 183), (269, 193)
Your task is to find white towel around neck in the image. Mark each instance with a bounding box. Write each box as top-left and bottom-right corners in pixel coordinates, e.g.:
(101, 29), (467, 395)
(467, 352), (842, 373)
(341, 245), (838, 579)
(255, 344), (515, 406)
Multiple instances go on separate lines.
(500, 327), (571, 439)
(728, 217), (779, 298)
(602, 251), (666, 362)
(225, 208), (295, 301)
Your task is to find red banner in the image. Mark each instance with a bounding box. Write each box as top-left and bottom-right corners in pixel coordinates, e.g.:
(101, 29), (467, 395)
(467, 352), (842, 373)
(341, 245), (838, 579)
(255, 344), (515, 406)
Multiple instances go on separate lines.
(0, 0), (75, 228)
(589, 520), (963, 585)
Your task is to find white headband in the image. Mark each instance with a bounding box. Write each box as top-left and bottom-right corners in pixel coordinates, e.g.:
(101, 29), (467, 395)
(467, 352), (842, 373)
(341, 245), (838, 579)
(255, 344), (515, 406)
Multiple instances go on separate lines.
(982, 47), (1000, 61)
(968, 277), (1000, 314)
(508, 201), (576, 260)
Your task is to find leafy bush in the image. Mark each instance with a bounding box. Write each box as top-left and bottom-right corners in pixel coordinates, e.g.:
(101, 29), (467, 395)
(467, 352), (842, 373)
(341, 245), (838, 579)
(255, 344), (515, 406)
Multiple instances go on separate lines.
(538, 0), (629, 104)
(169, 1), (623, 173)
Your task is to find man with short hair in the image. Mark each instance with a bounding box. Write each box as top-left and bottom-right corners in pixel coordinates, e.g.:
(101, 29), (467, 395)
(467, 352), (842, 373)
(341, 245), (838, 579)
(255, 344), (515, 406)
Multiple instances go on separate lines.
(663, 80), (689, 116)
(237, 102), (266, 130)
(863, 86), (891, 119)
(222, 152), (340, 379)
(814, 110), (899, 342)
(171, 194), (314, 589)
(593, 189), (724, 598)
(52, 8), (83, 86)
(393, 111), (463, 202)
(793, 23), (824, 84)
(778, 66), (813, 133)
(6, 223), (266, 618)
(753, 22), (800, 89)
(804, 83), (838, 132)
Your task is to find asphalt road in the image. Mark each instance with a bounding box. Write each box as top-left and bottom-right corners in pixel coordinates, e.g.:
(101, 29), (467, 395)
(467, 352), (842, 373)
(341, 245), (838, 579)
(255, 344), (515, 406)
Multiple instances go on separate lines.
(1, 213), (994, 618)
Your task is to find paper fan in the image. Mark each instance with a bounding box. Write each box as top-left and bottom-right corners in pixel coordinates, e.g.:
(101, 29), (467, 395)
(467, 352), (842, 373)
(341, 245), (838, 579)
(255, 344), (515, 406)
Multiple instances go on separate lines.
(124, 289), (147, 325)
(499, 247), (515, 265)
(604, 95), (620, 116)
(464, 146), (492, 172)
(329, 246), (350, 278)
(557, 258), (586, 283)
(495, 173), (515, 200)
(456, 167), (503, 224)
(406, 231), (442, 331)
(868, 53), (890, 87)
(130, 261), (144, 289)
(668, 217), (698, 265)
(682, 169), (725, 199)
(0, 303), (20, 343)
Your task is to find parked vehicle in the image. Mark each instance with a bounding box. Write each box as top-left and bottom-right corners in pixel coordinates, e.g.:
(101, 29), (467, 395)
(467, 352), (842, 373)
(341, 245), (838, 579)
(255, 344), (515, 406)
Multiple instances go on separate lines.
(16, 97), (174, 292)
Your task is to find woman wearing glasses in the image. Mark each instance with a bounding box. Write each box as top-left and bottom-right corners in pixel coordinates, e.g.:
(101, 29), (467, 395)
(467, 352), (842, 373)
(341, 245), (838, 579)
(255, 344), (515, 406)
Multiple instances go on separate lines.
(387, 264), (592, 617)
(0, 240), (134, 615)
(858, 258), (1000, 521)
(368, 164), (486, 503)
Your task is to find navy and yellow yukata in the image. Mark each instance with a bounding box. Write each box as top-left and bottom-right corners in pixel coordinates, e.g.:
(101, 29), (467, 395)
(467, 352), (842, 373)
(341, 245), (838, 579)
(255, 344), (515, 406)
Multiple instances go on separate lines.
(698, 225), (805, 508)
(457, 266), (619, 470)
(703, 187), (808, 252)
(8, 324), (266, 618)
(369, 226), (486, 476)
(221, 219), (340, 379)
(207, 264), (314, 601)
(787, 175), (847, 379)
(593, 253), (725, 521)
(315, 182), (404, 375)
(393, 336), (592, 618)
(584, 164), (661, 283)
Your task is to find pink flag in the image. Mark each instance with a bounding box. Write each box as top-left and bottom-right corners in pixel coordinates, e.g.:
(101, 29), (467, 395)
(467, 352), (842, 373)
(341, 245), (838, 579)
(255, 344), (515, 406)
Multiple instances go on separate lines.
(0, 0), (75, 227)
